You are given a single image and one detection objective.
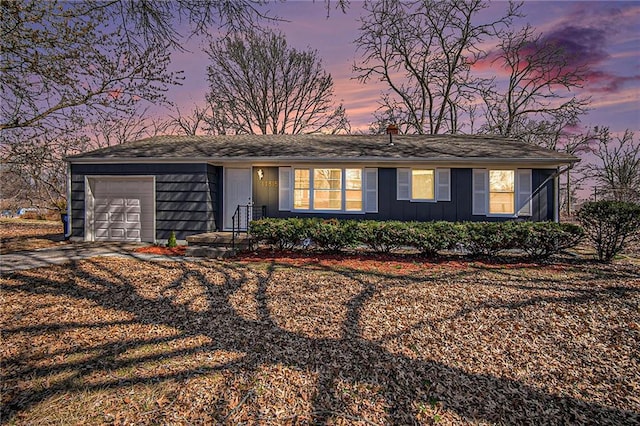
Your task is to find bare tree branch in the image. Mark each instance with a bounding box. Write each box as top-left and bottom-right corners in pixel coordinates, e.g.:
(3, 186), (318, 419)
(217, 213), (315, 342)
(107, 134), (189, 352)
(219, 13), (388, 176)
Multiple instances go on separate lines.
(480, 24), (590, 138)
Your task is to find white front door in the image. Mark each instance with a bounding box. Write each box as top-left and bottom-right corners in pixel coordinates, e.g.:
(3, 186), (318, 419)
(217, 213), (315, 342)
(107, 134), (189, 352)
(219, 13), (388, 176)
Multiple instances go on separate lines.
(224, 168), (252, 230)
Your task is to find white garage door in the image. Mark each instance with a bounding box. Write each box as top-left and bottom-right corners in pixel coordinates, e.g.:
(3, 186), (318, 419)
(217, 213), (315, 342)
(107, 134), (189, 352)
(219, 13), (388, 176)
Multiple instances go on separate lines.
(87, 177), (154, 242)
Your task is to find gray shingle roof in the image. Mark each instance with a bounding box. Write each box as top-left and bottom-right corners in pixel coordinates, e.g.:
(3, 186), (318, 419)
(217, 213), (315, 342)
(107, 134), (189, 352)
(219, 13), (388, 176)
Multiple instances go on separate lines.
(66, 134), (578, 165)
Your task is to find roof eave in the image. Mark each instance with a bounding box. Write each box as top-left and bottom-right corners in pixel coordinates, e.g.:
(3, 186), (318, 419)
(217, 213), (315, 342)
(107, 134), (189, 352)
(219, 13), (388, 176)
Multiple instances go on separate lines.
(66, 155), (579, 167)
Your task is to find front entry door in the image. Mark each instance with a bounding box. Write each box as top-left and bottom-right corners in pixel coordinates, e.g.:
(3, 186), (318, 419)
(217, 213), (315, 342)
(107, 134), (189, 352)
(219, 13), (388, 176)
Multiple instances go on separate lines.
(224, 168), (252, 230)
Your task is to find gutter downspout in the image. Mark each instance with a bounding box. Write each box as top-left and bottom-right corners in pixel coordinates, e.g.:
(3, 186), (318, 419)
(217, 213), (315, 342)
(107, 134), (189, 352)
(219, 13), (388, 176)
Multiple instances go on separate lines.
(554, 167), (560, 223)
(65, 161), (72, 239)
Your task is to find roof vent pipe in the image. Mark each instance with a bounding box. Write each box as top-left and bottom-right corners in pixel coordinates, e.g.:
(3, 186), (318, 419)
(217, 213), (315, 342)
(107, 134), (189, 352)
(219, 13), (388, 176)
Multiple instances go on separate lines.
(386, 124), (399, 145)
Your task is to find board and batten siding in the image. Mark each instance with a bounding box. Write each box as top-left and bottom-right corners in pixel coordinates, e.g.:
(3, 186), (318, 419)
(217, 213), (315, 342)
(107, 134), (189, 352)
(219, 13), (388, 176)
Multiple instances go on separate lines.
(252, 167), (556, 222)
(70, 163), (220, 241)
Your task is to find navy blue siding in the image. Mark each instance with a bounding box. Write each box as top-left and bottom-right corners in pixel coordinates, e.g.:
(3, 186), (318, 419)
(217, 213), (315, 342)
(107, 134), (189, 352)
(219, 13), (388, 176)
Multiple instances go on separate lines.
(532, 168), (555, 221)
(253, 167), (556, 222)
(70, 163), (220, 241)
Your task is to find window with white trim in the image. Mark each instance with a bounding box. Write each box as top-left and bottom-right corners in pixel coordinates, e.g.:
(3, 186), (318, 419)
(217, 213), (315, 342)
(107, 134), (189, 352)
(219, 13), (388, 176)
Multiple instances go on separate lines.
(313, 168), (342, 210)
(412, 169), (435, 200)
(345, 168), (363, 211)
(472, 168), (532, 217)
(285, 167), (370, 212)
(397, 168), (450, 202)
(293, 169), (310, 210)
(489, 170), (515, 214)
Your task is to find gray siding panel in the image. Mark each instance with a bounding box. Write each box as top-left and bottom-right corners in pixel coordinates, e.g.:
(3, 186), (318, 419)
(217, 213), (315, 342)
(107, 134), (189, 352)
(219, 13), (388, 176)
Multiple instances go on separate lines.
(156, 201), (209, 211)
(156, 191), (209, 202)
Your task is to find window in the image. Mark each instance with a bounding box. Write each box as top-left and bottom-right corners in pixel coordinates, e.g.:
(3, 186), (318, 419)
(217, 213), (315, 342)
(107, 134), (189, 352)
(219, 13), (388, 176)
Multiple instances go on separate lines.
(397, 168), (450, 201)
(412, 169), (435, 200)
(287, 167), (369, 212)
(472, 168), (531, 217)
(345, 169), (363, 211)
(293, 169), (310, 210)
(313, 168), (342, 210)
(489, 170), (515, 214)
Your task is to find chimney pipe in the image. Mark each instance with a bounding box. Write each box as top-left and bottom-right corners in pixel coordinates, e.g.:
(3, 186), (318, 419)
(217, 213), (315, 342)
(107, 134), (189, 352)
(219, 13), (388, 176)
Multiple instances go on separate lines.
(386, 124), (399, 145)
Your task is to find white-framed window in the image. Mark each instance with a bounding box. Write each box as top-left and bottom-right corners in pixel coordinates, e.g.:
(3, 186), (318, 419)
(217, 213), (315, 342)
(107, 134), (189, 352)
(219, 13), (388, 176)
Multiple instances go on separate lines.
(397, 168), (450, 202)
(473, 168), (532, 217)
(489, 170), (515, 214)
(294, 169), (311, 210)
(279, 167), (377, 213)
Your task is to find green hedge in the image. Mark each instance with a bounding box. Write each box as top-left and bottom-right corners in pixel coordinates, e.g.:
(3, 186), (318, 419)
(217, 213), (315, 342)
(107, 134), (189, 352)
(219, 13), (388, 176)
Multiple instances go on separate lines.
(249, 218), (584, 260)
(515, 222), (584, 260)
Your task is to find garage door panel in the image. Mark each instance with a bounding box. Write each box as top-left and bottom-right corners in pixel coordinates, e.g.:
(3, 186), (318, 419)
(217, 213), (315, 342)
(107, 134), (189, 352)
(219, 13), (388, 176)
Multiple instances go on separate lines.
(127, 212), (140, 222)
(126, 199), (140, 207)
(110, 212), (125, 222)
(110, 228), (125, 239)
(126, 229), (140, 239)
(95, 228), (110, 239)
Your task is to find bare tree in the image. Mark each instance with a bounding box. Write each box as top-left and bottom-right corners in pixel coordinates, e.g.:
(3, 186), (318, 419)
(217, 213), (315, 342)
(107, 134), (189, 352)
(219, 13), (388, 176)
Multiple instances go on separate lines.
(353, 0), (520, 134)
(480, 24), (590, 138)
(587, 128), (640, 203)
(1, 108), (165, 212)
(0, 0), (267, 209)
(86, 108), (169, 149)
(205, 30), (349, 135)
(166, 105), (214, 136)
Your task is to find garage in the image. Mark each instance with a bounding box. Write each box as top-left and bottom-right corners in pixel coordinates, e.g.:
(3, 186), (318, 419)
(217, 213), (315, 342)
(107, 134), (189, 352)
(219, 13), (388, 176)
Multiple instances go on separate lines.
(85, 177), (155, 242)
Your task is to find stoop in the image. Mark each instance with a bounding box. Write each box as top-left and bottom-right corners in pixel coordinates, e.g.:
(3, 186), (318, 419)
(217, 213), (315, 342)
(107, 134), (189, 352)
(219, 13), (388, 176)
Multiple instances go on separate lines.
(185, 232), (254, 258)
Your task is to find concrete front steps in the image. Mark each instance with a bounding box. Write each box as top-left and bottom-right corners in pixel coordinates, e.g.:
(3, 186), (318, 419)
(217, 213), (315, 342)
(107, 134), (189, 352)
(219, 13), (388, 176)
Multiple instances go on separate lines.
(185, 232), (254, 258)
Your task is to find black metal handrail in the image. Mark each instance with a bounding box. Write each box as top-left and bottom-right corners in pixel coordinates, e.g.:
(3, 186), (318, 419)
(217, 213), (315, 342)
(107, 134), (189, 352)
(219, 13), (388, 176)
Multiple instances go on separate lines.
(231, 204), (266, 250)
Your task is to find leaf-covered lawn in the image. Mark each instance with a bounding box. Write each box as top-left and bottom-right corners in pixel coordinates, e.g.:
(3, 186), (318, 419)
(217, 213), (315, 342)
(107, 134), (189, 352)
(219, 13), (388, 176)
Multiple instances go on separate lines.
(0, 219), (65, 254)
(1, 256), (639, 425)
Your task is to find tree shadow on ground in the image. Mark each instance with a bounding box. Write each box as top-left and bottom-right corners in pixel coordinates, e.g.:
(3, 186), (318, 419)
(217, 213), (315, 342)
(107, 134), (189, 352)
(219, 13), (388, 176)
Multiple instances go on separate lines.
(2, 257), (639, 424)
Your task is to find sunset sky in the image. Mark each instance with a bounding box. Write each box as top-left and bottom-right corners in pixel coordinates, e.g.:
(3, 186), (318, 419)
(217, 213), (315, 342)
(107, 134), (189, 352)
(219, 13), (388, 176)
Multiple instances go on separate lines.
(162, 1), (639, 136)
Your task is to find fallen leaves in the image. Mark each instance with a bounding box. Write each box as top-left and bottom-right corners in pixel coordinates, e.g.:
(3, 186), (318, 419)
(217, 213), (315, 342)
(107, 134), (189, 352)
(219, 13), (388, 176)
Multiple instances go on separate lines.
(1, 256), (639, 425)
(0, 219), (65, 254)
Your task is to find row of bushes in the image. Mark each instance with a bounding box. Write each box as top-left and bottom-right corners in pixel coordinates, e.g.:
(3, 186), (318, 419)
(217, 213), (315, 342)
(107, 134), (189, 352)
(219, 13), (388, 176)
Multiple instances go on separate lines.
(249, 218), (584, 260)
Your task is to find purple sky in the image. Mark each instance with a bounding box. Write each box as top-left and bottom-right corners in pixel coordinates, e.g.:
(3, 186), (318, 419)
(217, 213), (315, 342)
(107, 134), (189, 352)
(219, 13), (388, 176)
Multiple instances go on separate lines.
(162, 1), (639, 136)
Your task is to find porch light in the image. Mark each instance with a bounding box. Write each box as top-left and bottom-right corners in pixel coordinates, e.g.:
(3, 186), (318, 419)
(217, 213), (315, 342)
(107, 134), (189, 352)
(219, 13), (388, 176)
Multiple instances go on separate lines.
(257, 169), (264, 180)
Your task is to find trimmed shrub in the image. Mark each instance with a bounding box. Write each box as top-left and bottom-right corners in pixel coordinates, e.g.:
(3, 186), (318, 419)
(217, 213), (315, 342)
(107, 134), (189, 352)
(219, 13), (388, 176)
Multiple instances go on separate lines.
(459, 221), (520, 256)
(249, 218), (307, 250)
(515, 222), (584, 260)
(307, 218), (359, 252)
(406, 221), (462, 257)
(577, 201), (640, 262)
(357, 220), (409, 253)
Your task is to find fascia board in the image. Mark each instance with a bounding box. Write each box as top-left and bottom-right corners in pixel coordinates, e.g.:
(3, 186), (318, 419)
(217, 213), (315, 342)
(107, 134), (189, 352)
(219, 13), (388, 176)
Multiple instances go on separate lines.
(67, 156), (578, 166)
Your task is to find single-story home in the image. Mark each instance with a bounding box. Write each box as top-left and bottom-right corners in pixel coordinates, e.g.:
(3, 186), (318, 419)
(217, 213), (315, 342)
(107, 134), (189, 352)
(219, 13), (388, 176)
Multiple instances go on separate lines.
(65, 134), (578, 243)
